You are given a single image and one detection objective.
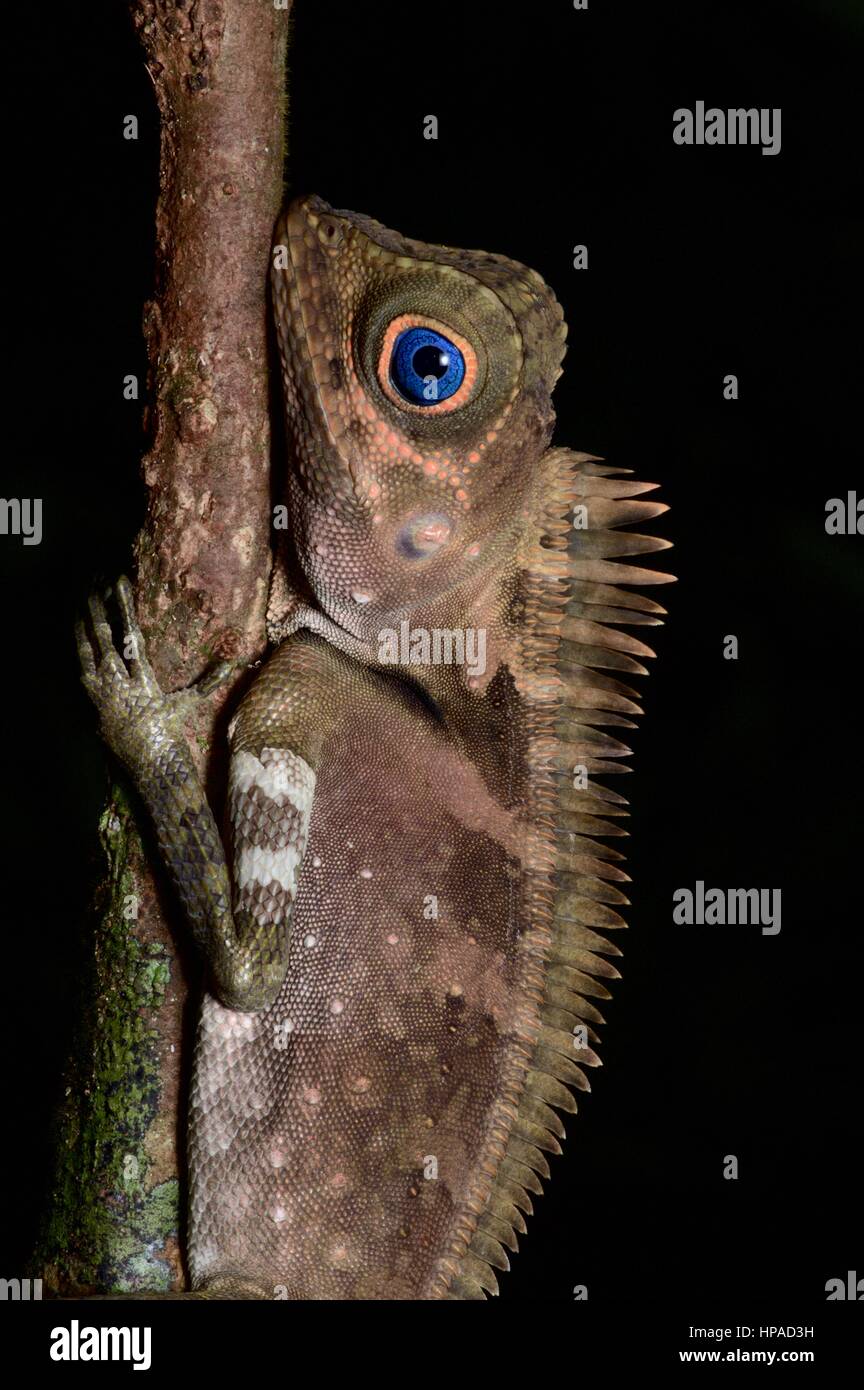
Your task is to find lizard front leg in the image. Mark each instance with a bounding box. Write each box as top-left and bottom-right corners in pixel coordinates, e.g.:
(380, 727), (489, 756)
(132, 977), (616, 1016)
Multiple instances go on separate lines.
(76, 577), (307, 1012)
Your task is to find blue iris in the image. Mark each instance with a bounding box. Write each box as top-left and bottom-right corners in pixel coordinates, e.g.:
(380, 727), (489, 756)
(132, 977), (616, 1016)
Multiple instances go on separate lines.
(389, 327), (465, 405)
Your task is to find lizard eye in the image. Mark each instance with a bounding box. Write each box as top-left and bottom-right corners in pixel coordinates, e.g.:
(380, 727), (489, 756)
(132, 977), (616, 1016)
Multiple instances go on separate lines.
(389, 327), (464, 405)
(377, 314), (478, 414)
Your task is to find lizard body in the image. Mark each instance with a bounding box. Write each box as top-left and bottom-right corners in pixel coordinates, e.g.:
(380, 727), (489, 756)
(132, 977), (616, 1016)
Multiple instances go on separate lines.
(78, 196), (672, 1299)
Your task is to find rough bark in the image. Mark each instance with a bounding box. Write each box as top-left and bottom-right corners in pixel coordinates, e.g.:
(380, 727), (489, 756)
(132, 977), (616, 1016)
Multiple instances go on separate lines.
(36, 0), (291, 1294)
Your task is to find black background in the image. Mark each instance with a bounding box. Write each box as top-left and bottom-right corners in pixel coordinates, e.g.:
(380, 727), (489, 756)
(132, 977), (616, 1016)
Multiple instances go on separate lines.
(2, 0), (861, 1312)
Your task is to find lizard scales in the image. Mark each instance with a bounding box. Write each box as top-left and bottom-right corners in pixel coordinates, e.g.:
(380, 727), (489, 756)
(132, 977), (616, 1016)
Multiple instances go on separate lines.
(79, 195), (673, 1299)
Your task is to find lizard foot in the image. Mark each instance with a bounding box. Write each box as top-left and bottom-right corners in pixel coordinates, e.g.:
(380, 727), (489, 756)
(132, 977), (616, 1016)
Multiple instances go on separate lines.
(76, 576), (237, 772)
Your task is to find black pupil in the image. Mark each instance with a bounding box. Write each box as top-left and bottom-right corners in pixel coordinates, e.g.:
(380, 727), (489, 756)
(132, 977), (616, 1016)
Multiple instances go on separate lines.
(412, 345), (449, 379)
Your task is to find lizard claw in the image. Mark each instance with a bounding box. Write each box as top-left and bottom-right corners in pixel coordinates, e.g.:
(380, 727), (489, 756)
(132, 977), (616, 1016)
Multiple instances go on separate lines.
(112, 575), (160, 695)
(75, 617), (97, 683)
(194, 660), (239, 699)
(78, 578), (241, 753)
(82, 591), (130, 689)
(77, 579), (179, 770)
(87, 592), (121, 666)
(168, 658), (241, 723)
(78, 576), (163, 711)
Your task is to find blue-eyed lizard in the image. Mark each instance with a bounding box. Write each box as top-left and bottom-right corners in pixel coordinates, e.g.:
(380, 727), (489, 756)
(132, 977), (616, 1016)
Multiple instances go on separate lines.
(76, 194), (673, 1299)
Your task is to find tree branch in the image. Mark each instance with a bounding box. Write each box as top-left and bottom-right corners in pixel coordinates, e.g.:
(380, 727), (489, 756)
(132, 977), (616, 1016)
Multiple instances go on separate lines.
(37, 0), (291, 1295)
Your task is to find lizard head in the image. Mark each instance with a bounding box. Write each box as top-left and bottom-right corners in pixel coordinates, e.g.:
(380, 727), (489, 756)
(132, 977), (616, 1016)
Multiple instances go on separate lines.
(272, 194), (567, 639)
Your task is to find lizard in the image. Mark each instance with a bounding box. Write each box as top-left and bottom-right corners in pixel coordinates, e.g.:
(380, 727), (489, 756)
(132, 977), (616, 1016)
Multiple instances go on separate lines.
(76, 194), (673, 1300)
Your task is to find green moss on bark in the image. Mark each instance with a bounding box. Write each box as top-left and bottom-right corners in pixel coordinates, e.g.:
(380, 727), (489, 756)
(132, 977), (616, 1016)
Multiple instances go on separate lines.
(33, 787), (181, 1294)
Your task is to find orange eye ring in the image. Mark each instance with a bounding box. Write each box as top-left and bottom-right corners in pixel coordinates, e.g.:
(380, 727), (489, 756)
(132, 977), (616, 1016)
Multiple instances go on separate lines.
(377, 314), (479, 414)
